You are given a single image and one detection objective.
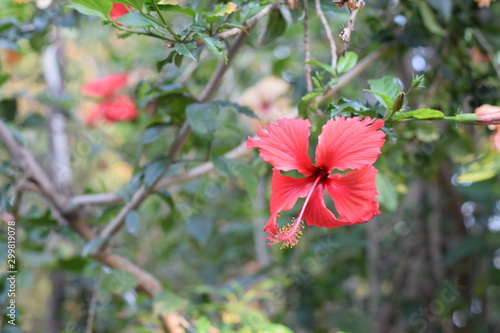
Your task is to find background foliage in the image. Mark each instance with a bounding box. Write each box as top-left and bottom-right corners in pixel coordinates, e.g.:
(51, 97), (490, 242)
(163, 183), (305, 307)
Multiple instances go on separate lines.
(1, 0), (500, 332)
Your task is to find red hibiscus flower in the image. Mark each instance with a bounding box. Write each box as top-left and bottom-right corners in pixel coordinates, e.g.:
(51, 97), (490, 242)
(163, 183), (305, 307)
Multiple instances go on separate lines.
(110, 3), (131, 20)
(247, 117), (385, 248)
(81, 73), (128, 98)
(82, 73), (137, 125)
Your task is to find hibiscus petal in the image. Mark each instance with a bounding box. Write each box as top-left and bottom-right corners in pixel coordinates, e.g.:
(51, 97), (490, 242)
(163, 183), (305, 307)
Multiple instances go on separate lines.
(300, 182), (351, 228)
(315, 117), (385, 172)
(247, 118), (316, 176)
(102, 95), (138, 122)
(325, 166), (380, 223)
(81, 73), (128, 98)
(264, 169), (315, 236)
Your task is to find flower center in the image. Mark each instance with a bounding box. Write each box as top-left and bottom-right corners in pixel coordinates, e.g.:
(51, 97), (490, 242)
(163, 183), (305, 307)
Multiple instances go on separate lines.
(266, 173), (324, 248)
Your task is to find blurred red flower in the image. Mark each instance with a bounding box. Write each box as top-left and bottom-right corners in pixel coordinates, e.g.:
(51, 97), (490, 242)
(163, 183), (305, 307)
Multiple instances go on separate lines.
(247, 117), (385, 248)
(82, 73), (137, 125)
(110, 3), (131, 20)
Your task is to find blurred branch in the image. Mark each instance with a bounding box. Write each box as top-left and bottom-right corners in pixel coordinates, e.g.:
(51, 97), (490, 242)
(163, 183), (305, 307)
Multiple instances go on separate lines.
(85, 271), (102, 333)
(318, 43), (395, 103)
(315, 0), (337, 70)
(340, 0), (365, 54)
(96, 32), (250, 251)
(42, 29), (72, 195)
(195, 1), (283, 46)
(0, 119), (164, 298)
(302, 0), (313, 92)
(367, 216), (380, 333)
(71, 45), (394, 207)
(472, 28), (500, 79)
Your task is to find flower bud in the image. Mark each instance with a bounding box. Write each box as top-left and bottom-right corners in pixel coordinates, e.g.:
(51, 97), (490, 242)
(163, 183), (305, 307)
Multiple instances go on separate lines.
(392, 92), (405, 112)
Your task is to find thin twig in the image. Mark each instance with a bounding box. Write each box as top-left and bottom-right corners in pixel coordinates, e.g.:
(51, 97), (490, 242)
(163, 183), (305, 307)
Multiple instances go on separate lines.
(473, 27), (500, 80)
(318, 43), (394, 103)
(340, 0), (365, 54)
(85, 270), (102, 333)
(0, 118), (164, 297)
(196, 1), (283, 45)
(314, 0), (337, 70)
(302, 0), (313, 92)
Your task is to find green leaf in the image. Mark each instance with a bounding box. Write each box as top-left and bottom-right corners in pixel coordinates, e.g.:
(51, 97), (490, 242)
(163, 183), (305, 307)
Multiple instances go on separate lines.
(174, 42), (197, 61)
(81, 237), (106, 257)
(186, 215), (214, 245)
(212, 156), (258, 198)
(418, 1), (446, 36)
(306, 60), (335, 75)
(144, 157), (172, 189)
(262, 9), (287, 45)
(113, 0), (144, 11)
(426, 0), (452, 22)
(337, 51), (358, 74)
(367, 76), (401, 107)
(156, 52), (176, 72)
(101, 270), (137, 294)
(153, 290), (188, 315)
(302, 90), (323, 101)
(457, 152), (500, 184)
(0, 74), (10, 87)
(363, 90), (393, 109)
(215, 100), (258, 118)
(194, 34), (227, 63)
(0, 98), (17, 122)
(155, 4), (195, 17)
(207, 2), (238, 23)
(393, 109), (444, 120)
(116, 12), (156, 27)
(125, 210), (140, 235)
(185, 102), (220, 137)
(72, 0), (112, 20)
(218, 23), (249, 35)
(376, 173), (398, 212)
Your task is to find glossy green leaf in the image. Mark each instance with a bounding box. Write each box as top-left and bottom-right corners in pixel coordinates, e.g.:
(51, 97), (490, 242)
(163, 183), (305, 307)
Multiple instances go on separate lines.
(457, 152), (500, 183)
(113, 0), (144, 11)
(367, 76), (401, 107)
(418, 1), (446, 36)
(73, 0), (112, 20)
(174, 42), (197, 61)
(155, 4), (195, 17)
(116, 12), (156, 27)
(262, 9), (287, 45)
(207, 2), (238, 23)
(363, 90), (393, 109)
(194, 33), (227, 63)
(337, 51), (358, 74)
(306, 60), (336, 74)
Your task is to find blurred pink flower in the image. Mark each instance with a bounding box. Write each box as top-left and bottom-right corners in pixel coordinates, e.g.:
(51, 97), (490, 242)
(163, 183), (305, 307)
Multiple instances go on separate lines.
(82, 73), (137, 125)
(475, 104), (500, 150)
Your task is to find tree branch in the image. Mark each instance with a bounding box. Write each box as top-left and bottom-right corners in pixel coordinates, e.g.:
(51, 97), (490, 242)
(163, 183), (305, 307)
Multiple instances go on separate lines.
(0, 118), (164, 298)
(340, 0), (365, 54)
(315, 0), (337, 70)
(96, 32), (250, 251)
(194, 1), (283, 46)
